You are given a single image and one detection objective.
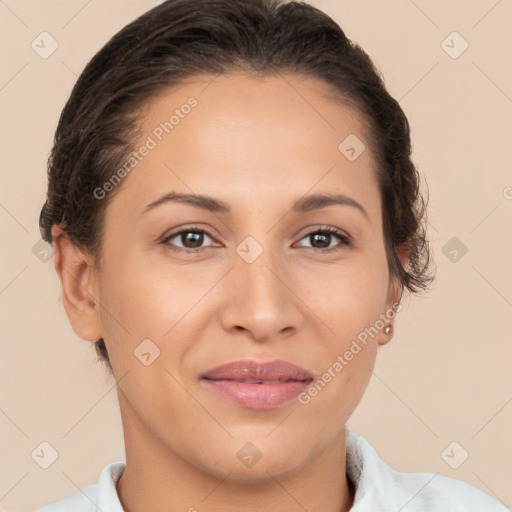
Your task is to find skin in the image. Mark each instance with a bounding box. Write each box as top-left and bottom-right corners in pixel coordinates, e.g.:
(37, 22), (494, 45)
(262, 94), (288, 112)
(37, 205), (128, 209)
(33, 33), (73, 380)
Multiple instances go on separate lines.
(52, 72), (407, 512)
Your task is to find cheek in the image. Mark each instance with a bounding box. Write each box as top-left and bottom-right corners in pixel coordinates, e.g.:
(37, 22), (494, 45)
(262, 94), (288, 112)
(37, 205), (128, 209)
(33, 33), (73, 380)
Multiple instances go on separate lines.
(295, 251), (389, 398)
(297, 250), (390, 331)
(96, 247), (219, 360)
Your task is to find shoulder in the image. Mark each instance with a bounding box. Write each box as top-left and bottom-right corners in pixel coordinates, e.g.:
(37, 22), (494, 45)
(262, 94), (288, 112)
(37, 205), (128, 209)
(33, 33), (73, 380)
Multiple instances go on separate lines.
(429, 473), (509, 509)
(35, 484), (98, 512)
(388, 468), (508, 511)
(35, 462), (125, 512)
(346, 430), (508, 511)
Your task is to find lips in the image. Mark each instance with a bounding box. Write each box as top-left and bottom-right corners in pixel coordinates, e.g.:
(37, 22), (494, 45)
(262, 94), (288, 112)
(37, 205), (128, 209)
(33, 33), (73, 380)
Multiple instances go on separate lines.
(200, 360), (313, 409)
(201, 360), (313, 383)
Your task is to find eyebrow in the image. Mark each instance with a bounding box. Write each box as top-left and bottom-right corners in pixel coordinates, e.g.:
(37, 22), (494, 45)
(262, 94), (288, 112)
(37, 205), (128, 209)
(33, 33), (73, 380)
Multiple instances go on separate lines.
(142, 191), (370, 220)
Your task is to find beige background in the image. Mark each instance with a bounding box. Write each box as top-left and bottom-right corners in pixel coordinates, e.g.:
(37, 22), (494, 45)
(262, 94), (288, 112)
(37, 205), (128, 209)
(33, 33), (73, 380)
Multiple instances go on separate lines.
(1, 0), (511, 510)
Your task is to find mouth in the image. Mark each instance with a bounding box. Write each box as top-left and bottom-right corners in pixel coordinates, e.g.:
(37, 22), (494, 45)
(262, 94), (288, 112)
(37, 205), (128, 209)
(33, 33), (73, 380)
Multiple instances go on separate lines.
(214, 379), (304, 384)
(200, 360), (314, 410)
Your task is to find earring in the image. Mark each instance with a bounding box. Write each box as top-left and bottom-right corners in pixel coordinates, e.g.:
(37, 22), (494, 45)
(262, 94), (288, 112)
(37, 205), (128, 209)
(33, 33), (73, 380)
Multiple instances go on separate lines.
(384, 325), (392, 335)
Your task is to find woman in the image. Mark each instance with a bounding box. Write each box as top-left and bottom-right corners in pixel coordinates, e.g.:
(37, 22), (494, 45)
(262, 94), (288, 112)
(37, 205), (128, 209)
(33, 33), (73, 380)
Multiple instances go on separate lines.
(36, 0), (507, 510)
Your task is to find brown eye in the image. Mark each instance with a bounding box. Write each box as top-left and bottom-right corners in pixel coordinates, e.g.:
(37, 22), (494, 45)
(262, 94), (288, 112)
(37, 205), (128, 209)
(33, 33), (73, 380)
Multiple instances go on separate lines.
(309, 232), (331, 248)
(163, 229), (216, 251)
(180, 231), (204, 248)
(296, 228), (351, 251)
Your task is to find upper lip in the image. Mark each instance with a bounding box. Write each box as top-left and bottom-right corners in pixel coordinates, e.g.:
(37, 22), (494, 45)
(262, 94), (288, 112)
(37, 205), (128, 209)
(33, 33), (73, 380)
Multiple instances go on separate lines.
(201, 360), (313, 382)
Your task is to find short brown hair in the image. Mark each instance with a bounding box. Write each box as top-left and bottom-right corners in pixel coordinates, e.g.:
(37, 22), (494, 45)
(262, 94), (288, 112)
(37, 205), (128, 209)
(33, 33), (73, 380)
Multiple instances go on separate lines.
(39, 0), (434, 374)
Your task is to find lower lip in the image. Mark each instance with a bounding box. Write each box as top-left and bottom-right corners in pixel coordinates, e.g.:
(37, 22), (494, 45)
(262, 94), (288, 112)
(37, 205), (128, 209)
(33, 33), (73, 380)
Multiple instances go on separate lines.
(201, 379), (312, 409)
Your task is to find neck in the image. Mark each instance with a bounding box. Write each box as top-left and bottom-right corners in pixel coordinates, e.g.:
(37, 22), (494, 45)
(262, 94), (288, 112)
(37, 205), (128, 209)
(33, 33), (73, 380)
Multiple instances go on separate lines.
(115, 392), (355, 512)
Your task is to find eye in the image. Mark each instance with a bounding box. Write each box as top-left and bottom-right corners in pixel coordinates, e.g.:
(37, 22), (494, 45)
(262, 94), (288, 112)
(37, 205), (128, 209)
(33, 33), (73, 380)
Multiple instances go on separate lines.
(162, 227), (218, 251)
(295, 227), (351, 252)
(162, 226), (351, 253)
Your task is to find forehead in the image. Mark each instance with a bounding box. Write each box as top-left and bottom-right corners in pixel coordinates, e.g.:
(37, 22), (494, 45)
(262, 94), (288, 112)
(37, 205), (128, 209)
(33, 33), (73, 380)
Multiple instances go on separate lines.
(107, 72), (381, 220)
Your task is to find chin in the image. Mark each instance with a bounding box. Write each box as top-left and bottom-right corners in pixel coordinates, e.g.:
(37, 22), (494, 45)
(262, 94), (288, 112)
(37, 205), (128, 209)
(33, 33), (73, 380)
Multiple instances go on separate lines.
(202, 445), (312, 484)
(219, 461), (304, 485)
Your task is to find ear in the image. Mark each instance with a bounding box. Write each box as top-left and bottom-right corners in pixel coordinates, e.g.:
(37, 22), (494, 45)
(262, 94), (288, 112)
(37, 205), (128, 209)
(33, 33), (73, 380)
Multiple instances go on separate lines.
(378, 243), (409, 346)
(51, 225), (102, 342)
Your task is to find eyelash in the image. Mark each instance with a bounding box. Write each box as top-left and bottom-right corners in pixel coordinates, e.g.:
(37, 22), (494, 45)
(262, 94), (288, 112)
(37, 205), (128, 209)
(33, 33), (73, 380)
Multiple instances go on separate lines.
(161, 226), (351, 254)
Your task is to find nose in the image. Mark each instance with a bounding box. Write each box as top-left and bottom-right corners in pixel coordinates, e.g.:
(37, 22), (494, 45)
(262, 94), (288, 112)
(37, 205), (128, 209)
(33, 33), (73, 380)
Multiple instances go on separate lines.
(219, 248), (304, 343)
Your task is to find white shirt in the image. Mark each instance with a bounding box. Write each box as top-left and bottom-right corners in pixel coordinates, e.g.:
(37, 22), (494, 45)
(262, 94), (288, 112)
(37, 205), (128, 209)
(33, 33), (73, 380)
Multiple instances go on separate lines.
(36, 430), (509, 511)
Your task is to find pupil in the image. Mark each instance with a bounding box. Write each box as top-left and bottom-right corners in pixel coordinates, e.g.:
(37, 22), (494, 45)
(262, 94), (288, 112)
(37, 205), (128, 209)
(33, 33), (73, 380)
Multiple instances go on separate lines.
(312, 233), (330, 248)
(184, 232), (203, 248)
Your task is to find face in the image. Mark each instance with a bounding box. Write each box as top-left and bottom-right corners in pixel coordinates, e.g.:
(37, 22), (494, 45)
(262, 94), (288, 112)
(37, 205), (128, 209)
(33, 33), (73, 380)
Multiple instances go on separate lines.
(86, 73), (400, 481)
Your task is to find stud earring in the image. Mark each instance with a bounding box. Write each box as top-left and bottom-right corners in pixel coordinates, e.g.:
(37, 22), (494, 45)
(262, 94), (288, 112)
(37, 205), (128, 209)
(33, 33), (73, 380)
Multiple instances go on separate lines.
(384, 325), (392, 335)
